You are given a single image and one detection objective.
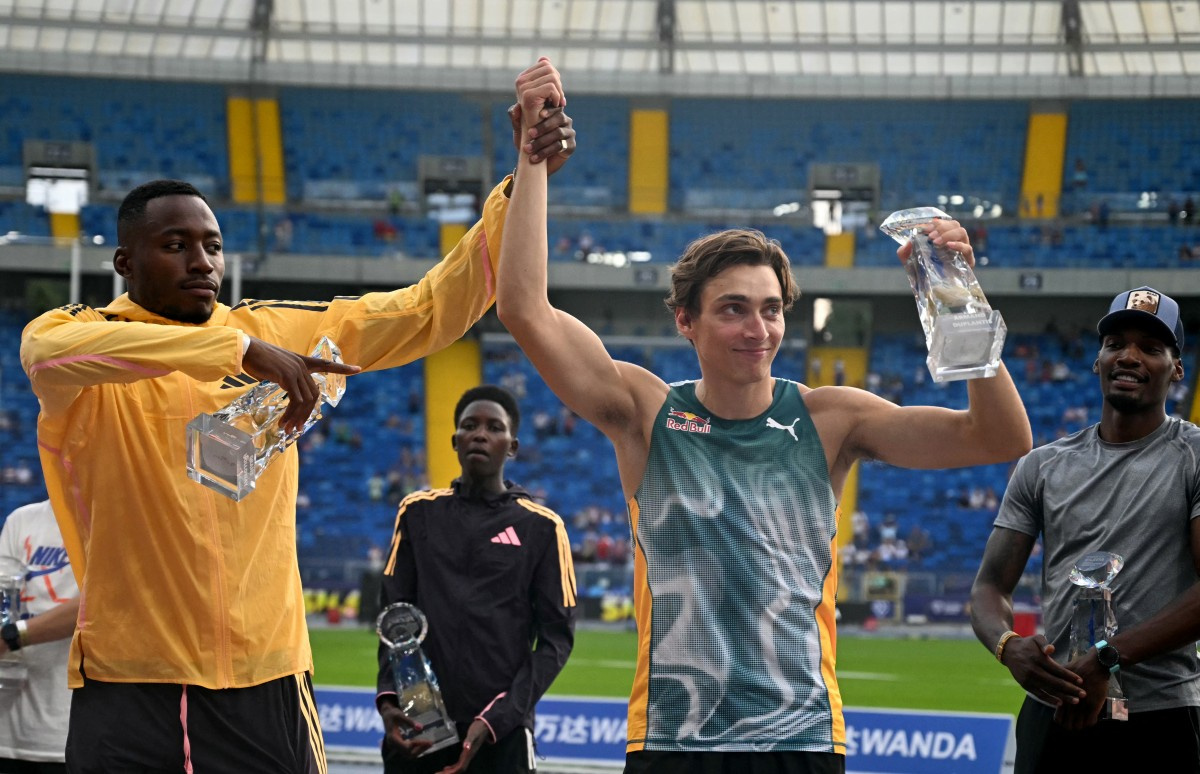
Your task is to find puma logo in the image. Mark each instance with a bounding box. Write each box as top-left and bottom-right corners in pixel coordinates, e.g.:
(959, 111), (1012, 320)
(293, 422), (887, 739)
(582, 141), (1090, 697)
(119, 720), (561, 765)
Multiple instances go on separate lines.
(765, 417), (800, 441)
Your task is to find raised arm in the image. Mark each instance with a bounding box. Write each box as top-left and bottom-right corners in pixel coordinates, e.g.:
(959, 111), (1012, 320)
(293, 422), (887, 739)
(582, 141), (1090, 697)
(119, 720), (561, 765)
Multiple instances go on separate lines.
(495, 59), (660, 440)
(830, 360), (1031, 471)
(830, 218), (1031, 470)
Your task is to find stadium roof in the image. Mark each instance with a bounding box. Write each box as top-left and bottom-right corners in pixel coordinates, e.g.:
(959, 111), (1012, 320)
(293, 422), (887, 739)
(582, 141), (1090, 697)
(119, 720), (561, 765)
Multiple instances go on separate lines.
(3, 0), (1200, 97)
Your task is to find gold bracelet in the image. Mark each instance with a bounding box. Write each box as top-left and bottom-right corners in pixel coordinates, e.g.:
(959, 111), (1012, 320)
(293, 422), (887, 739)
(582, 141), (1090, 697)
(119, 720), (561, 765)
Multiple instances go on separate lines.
(995, 630), (1020, 663)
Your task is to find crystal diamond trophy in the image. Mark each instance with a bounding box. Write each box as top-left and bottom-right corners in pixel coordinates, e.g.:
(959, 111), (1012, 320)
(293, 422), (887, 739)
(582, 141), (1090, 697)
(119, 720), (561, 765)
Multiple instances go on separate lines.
(186, 336), (347, 501)
(0, 561), (28, 692)
(880, 207), (1007, 383)
(1068, 551), (1128, 721)
(376, 602), (459, 754)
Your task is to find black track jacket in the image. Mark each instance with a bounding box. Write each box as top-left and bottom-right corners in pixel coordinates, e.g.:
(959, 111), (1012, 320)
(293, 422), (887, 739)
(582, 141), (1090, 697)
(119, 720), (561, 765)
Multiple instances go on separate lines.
(376, 480), (577, 743)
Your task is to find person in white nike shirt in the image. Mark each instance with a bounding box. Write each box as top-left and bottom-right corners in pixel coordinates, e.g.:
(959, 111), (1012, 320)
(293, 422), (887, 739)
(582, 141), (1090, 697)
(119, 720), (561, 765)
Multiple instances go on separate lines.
(0, 498), (79, 773)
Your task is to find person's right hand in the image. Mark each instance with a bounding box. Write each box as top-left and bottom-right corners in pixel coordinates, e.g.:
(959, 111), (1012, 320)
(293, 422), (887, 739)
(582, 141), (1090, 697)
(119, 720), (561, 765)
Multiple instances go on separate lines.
(514, 58), (566, 138)
(380, 703), (435, 759)
(1001, 634), (1086, 707)
(241, 337), (361, 434)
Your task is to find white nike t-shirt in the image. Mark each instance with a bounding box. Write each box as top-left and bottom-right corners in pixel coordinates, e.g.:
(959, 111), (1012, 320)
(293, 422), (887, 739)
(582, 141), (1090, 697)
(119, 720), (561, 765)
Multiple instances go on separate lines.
(0, 500), (78, 762)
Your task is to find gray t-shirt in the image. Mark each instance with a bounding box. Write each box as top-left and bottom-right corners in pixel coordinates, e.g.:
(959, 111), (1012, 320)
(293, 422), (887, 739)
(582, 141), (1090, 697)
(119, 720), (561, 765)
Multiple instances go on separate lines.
(995, 416), (1200, 712)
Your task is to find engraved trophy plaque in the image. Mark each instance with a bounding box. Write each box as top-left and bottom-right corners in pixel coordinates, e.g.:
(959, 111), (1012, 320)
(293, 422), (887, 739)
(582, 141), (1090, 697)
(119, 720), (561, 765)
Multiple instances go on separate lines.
(376, 602), (459, 754)
(880, 207), (1007, 383)
(186, 336), (346, 501)
(0, 561), (28, 691)
(1068, 551), (1128, 721)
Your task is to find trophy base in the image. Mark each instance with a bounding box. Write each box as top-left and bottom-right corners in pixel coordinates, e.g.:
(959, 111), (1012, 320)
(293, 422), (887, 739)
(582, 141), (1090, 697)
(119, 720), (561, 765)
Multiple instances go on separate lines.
(1101, 696), (1129, 722)
(185, 413), (257, 502)
(927, 309), (1007, 383)
(409, 711), (461, 756)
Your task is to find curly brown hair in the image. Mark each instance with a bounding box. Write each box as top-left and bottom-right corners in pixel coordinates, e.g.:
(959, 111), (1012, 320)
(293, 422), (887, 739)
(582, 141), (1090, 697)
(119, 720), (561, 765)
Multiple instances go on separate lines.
(665, 229), (799, 315)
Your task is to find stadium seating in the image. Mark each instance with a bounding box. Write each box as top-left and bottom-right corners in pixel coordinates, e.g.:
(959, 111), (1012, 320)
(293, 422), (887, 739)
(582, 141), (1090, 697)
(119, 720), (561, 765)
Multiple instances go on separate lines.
(3, 78), (1199, 269)
(669, 99), (1027, 215)
(0, 75), (227, 196)
(0, 309), (48, 517)
(3, 76), (1200, 590)
(1064, 100), (1200, 196)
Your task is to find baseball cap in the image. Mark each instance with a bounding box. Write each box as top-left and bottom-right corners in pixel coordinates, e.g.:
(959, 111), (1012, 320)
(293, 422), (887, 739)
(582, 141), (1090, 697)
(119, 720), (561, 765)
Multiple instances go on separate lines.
(1097, 286), (1184, 350)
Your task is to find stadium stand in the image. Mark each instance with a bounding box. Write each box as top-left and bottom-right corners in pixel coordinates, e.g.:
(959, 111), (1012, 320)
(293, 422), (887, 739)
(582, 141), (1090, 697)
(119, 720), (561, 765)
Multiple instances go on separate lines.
(2, 74), (1199, 610)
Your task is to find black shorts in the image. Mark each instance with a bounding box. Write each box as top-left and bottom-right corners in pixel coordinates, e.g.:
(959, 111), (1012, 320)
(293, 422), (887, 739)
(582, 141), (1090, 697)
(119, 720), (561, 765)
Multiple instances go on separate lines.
(64, 672), (326, 774)
(1015, 695), (1200, 774)
(0, 760), (67, 774)
(383, 725), (536, 774)
(624, 750), (845, 774)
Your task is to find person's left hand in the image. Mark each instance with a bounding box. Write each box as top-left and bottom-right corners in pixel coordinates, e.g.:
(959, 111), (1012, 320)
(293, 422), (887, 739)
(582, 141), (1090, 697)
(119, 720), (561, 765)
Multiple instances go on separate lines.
(508, 103), (576, 173)
(896, 218), (975, 268)
(1054, 650), (1113, 729)
(436, 719), (491, 773)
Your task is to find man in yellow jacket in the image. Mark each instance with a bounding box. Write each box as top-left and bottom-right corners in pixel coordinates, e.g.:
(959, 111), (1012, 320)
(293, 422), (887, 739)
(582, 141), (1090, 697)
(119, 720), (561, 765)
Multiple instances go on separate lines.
(19, 73), (575, 773)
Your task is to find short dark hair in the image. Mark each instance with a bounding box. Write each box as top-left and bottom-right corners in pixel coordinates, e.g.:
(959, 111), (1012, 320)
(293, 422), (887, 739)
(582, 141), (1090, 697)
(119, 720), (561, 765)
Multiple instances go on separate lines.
(454, 385), (520, 435)
(665, 229), (799, 315)
(117, 179), (209, 244)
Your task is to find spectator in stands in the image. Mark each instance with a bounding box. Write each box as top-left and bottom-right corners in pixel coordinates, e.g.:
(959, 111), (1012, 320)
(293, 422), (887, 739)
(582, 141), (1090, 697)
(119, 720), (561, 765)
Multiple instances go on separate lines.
(873, 531), (908, 570)
(852, 508), (871, 546)
(971, 286), (1200, 771)
(0, 498), (79, 773)
(905, 524), (933, 565)
(497, 57), (1032, 771)
(273, 216), (293, 252)
(18, 65), (578, 771)
(367, 470), (386, 501)
(1071, 158), (1088, 189)
(375, 385), (576, 773)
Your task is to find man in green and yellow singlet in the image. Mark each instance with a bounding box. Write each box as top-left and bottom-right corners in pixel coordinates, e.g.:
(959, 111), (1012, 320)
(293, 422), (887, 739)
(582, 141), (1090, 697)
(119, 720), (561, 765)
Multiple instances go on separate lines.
(497, 59), (1032, 774)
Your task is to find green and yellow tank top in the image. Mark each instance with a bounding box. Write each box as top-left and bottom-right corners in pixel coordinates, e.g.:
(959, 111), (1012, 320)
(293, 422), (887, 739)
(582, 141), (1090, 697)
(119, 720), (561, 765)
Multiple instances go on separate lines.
(626, 378), (844, 754)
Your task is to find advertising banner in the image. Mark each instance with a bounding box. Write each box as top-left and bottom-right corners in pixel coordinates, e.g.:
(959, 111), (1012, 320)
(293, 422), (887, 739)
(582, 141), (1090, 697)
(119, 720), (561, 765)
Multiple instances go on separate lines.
(316, 687), (1014, 773)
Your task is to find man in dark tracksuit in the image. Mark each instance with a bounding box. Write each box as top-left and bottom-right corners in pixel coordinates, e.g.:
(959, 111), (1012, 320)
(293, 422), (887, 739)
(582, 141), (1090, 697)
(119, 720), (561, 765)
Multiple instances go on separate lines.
(376, 385), (577, 773)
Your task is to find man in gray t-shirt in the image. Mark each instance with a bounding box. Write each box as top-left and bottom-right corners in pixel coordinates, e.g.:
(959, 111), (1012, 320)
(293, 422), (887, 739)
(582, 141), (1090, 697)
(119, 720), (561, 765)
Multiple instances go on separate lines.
(971, 286), (1200, 773)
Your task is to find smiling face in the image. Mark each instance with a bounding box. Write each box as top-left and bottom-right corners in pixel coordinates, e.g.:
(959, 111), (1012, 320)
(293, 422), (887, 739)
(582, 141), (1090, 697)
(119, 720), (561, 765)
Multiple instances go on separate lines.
(1096, 325), (1183, 417)
(452, 399), (519, 484)
(675, 263), (785, 386)
(114, 194), (224, 323)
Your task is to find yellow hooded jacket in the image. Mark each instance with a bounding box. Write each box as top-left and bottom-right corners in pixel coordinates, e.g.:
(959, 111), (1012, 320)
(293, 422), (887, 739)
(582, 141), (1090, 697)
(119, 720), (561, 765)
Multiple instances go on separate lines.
(19, 180), (509, 690)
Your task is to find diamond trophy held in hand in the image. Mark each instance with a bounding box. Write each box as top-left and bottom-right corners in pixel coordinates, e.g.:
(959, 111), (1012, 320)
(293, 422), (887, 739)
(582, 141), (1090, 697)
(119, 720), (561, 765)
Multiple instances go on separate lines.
(0, 561), (28, 692)
(880, 207), (1007, 383)
(1068, 551), (1128, 721)
(186, 336), (347, 501)
(377, 602), (460, 755)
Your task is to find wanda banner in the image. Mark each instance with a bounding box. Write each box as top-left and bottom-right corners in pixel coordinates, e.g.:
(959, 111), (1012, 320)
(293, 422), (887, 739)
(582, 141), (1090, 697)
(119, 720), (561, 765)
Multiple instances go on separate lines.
(316, 687), (1014, 773)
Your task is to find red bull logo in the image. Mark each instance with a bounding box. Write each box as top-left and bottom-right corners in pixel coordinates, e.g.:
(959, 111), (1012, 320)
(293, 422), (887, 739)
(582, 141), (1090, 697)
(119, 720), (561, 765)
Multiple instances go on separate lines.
(666, 408), (712, 434)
